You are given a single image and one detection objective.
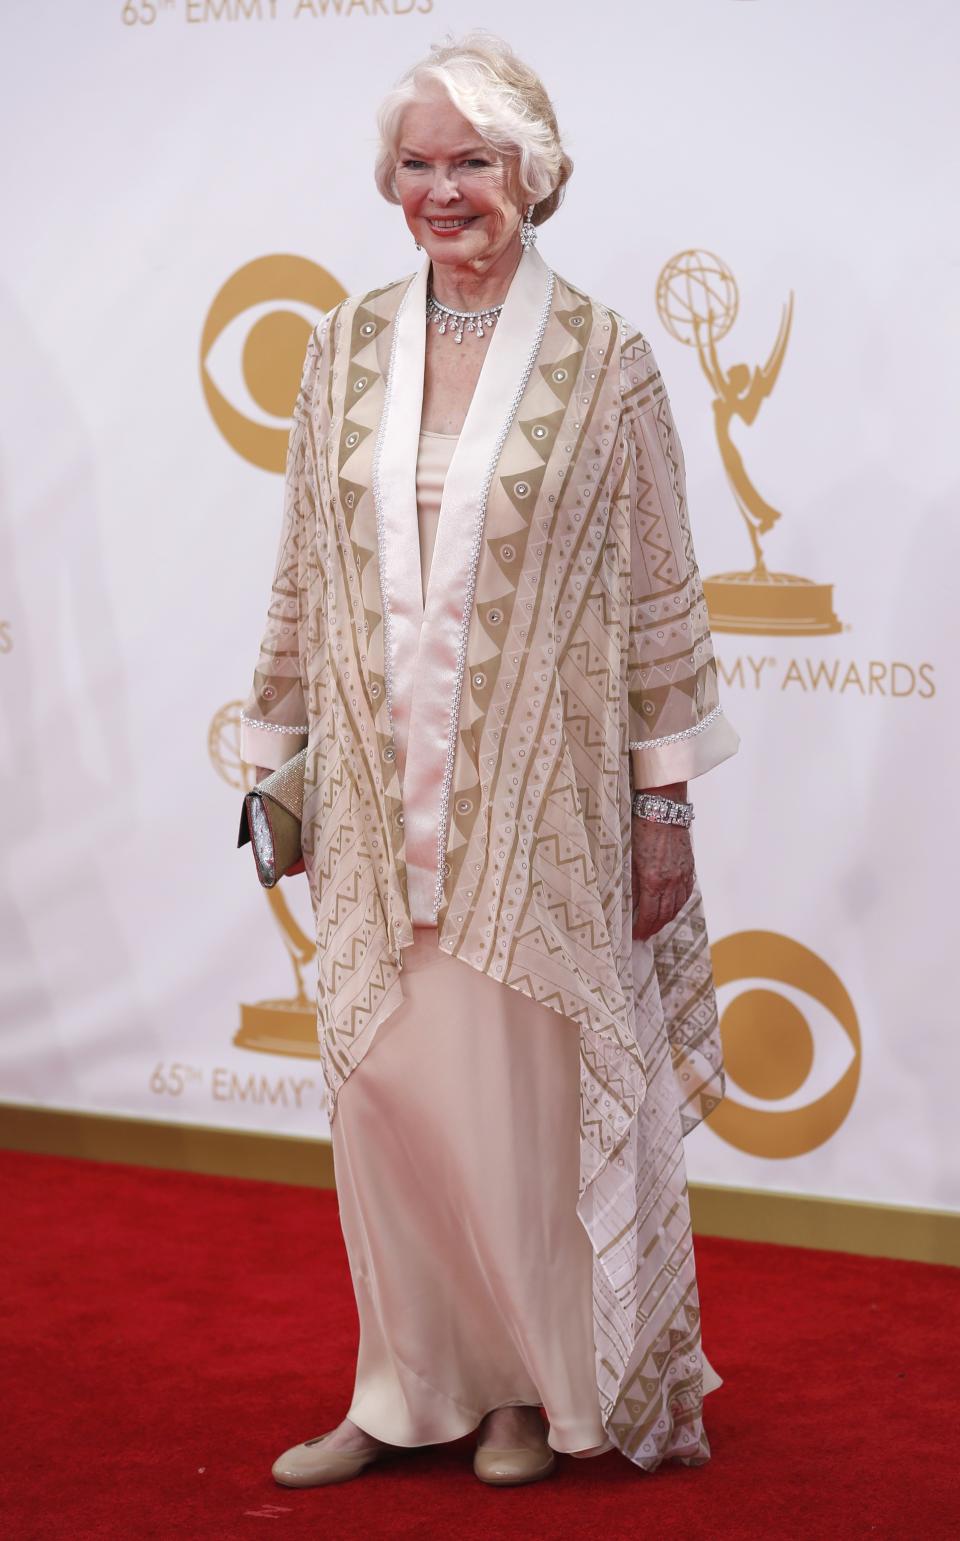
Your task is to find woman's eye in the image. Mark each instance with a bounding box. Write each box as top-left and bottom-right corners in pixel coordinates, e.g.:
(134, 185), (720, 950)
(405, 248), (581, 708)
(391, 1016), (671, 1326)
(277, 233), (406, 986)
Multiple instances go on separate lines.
(399, 158), (489, 170)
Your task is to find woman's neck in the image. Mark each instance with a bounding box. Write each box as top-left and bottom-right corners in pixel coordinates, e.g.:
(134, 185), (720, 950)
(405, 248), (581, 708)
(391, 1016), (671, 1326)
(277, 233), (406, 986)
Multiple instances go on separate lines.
(428, 243), (524, 313)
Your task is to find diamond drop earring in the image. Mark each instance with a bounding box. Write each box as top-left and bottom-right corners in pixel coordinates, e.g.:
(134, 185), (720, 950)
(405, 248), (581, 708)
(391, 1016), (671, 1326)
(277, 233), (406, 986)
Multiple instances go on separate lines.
(519, 204), (537, 249)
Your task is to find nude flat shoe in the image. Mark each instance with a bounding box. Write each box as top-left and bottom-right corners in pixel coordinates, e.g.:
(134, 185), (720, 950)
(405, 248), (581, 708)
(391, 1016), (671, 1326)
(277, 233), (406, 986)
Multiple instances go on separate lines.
(473, 1441), (557, 1486)
(272, 1431), (397, 1487)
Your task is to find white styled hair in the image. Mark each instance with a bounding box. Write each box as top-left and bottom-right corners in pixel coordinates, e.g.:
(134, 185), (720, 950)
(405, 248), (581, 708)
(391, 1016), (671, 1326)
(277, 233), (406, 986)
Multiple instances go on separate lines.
(374, 30), (573, 225)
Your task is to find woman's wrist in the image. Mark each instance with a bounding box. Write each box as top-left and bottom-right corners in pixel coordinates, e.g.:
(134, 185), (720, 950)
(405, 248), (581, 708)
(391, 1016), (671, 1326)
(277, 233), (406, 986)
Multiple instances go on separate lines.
(637, 780), (688, 801)
(631, 780), (693, 827)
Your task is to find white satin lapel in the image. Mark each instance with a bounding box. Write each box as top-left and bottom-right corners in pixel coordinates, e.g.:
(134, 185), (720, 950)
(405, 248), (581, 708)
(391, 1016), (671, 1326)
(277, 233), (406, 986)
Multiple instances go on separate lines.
(372, 254), (430, 785)
(402, 244), (555, 923)
(423, 244), (553, 628)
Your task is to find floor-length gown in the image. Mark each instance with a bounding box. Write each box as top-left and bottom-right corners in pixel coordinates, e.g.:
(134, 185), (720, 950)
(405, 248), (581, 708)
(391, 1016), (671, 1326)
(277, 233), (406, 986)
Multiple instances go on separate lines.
(329, 428), (719, 1458)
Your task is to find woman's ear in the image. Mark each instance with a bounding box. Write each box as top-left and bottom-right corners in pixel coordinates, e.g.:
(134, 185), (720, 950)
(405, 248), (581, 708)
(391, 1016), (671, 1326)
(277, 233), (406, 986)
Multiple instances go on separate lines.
(501, 152), (525, 220)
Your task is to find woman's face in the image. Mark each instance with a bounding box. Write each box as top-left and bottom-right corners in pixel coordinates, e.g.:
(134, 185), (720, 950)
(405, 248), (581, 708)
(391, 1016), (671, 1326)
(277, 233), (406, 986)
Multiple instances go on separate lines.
(393, 89), (524, 272)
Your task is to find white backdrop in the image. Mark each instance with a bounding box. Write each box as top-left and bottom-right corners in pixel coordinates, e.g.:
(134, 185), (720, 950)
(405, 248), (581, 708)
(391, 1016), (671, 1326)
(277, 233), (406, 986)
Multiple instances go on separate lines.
(1, 0), (957, 1214)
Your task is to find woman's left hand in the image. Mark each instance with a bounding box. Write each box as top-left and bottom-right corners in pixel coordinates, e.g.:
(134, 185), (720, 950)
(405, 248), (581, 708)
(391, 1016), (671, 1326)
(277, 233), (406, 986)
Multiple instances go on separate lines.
(630, 819), (695, 941)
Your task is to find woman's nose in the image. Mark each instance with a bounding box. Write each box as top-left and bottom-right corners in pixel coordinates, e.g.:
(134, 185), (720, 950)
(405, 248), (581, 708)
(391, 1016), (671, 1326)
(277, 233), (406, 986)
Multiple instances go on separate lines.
(431, 170), (462, 203)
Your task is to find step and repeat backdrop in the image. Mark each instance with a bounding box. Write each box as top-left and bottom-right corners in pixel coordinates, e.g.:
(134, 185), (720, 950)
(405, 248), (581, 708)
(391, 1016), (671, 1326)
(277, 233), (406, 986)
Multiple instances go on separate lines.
(1, 1), (957, 1216)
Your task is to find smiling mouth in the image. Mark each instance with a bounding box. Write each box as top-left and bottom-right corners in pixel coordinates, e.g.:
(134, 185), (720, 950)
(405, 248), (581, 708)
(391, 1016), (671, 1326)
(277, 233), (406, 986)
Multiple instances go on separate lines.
(425, 216), (477, 230)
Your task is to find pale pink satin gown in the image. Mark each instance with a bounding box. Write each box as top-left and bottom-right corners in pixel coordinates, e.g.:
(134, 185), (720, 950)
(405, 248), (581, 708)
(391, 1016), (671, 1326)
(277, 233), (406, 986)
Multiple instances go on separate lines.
(329, 428), (719, 1458)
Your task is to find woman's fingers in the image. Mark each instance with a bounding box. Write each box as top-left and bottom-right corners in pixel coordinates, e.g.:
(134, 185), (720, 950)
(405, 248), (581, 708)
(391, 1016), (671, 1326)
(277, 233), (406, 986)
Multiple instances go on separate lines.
(631, 881), (690, 940)
(632, 887), (665, 941)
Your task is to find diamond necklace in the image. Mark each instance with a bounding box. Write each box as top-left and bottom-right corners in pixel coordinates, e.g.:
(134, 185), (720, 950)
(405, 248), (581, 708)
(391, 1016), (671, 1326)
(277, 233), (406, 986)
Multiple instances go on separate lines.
(426, 285), (505, 344)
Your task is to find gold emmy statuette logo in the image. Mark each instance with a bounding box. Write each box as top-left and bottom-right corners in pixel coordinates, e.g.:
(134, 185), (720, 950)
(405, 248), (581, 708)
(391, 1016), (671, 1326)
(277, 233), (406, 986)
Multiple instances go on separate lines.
(200, 255), (347, 472)
(657, 249), (841, 636)
(211, 701), (320, 1059)
(708, 931), (861, 1156)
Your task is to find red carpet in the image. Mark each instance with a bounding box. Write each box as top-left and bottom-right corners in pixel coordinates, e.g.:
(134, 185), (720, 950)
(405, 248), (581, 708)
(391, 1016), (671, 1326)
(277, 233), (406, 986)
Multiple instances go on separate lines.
(0, 1148), (956, 1541)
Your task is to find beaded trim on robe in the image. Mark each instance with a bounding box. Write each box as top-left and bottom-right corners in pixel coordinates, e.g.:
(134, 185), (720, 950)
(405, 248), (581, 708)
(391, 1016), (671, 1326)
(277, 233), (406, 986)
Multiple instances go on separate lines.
(240, 709), (309, 734)
(628, 701), (725, 750)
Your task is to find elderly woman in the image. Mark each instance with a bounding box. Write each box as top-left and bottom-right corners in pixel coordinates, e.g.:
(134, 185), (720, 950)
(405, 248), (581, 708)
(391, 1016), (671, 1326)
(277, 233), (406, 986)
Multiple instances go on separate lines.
(240, 31), (739, 1488)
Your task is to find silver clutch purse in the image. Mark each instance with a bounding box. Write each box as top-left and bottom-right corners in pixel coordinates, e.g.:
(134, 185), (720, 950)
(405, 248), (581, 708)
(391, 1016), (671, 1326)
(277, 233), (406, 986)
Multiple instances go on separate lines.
(237, 747), (307, 888)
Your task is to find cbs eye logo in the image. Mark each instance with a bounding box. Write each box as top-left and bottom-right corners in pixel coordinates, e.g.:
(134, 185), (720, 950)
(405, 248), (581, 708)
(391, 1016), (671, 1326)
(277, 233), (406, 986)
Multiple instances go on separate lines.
(200, 255), (347, 473)
(708, 931), (861, 1157)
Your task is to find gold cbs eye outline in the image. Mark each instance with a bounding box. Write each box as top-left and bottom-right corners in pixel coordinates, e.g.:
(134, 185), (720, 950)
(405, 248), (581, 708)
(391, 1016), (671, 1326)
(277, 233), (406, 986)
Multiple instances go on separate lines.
(200, 255), (346, 473)
(707, 930), (862, 1158)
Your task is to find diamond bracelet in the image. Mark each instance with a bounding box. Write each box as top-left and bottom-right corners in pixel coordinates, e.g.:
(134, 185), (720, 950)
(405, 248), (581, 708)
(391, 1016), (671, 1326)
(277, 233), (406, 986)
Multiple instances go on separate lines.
(631, 792), (695, 828)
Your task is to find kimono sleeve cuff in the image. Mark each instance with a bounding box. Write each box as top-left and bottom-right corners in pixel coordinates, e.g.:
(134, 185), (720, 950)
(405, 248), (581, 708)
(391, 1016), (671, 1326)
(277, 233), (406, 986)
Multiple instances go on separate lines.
(239, 712), (308, 771)
(629, 706), (740, 790)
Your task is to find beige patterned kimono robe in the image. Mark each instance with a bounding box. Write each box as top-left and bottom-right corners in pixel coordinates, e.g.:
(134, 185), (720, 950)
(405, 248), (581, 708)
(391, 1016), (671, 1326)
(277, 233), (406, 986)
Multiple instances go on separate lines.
(239, 243), (740, 1471)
